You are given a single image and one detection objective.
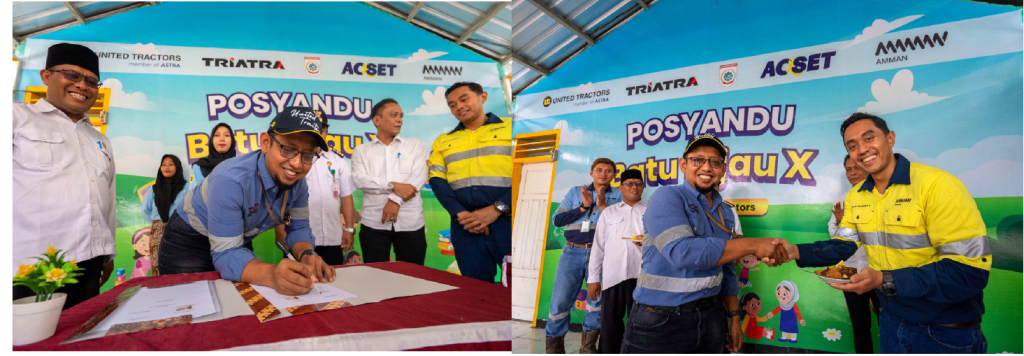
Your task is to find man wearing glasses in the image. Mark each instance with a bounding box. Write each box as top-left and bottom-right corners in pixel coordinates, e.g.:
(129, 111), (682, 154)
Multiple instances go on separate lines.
(159, 107), (335, 296)
(13, 43), (116, 309)
(620, 133), (789, 353)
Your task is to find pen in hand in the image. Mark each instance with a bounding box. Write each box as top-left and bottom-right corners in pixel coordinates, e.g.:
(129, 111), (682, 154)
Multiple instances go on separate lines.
(275, 241), (322, 294)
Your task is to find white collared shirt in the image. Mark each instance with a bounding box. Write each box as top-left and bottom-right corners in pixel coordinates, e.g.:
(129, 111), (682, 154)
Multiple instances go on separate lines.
(588, 200), (647, 290)
(13, 99), (117, 272)
(351, 135), (427, 231)
(305, 149), (356, 246)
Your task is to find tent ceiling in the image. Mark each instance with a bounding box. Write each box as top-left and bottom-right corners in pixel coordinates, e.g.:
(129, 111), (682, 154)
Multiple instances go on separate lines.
(13, 2), (157, 43)
(364, 1), (513, 63)
(509, 0), (654, 96)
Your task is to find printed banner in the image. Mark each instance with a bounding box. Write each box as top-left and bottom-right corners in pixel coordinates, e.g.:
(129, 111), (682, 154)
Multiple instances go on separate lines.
(513, 1), (1022, 353)
(15, 2), (510, 294)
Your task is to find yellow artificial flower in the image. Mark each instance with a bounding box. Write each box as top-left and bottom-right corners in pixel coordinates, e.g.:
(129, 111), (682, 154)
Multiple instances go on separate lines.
(44, 268), (67, 283)
(16, 264), (34, 278)
(45, 245), (58, 256)
(69, 260), (78, 269)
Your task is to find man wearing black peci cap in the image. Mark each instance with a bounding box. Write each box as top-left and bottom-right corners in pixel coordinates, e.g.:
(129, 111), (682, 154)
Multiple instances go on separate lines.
(13, 43), (115, 310)
(621, 133), (790, 353)
(159, 107), (336, 295)
(586, 168), (646, 354)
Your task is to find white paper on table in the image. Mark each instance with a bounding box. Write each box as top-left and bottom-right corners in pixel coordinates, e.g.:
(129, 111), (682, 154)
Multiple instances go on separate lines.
(91, 280), (219, 332)
(250, 283), (357, 309)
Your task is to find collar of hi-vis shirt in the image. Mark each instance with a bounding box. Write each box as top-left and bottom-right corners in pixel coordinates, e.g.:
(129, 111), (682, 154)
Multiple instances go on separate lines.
(449, 113), (501, 134)
(858, 153), (911, 193)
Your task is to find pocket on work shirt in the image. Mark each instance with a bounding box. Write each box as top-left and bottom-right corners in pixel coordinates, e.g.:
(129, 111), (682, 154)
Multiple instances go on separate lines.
(14, 127), (70, 169)
(86, 143), (114, 182)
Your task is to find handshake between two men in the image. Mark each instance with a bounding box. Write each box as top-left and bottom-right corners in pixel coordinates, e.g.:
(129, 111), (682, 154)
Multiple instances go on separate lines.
(735, 238), (883, 295)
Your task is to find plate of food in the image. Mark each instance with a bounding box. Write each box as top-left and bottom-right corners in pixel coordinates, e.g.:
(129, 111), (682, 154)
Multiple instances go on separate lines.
(804, 261), (859, 285)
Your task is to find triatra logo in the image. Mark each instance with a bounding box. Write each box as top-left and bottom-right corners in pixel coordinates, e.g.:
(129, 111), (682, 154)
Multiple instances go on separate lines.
(626, 77), (697, 96)
(202, 57), (285, 69)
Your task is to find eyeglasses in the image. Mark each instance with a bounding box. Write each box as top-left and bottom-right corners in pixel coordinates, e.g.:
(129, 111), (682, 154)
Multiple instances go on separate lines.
(621, 181), (644, 188)
(686, 157), (725, 169)
(48, 69), (101, 89)
(269, 134), (317, 165)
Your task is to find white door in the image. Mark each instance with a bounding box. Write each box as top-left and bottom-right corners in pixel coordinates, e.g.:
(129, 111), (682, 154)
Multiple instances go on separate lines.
(512, 161), (554, 322)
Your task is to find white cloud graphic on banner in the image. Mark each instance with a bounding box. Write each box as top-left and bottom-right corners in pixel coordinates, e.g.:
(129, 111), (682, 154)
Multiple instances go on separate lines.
(551, 169), (591, 201)
(858, 69), (948, 115)
(110, 136), (189, 178)
(402, 49), (447, 64)
(407, 86), (450, 116)
(117, 43), (160, 55)
(843, 15), (923, 49)
(895, 135), (1023, 176)
(572, 82), (596, 94)
(958, 160), (1023, 198)
(555, 120), (613, 146)
(103, 78), (157, 111)
(721, 179), (767, 200)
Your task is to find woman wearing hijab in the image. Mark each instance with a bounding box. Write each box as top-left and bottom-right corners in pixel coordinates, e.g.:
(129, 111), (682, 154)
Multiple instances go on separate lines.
(766, 280), (805, 343)
(141, 154), (187, 275)
(187, 122), (237, 191)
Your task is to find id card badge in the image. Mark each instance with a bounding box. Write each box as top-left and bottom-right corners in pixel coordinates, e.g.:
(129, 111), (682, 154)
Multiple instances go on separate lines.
(581, 219), (591, 233)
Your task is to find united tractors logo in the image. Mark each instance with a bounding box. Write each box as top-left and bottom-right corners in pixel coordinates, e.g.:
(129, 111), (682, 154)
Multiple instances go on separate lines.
(543, 96), (552, 107)
(720, 63), (737, 87)
(305, 56), (321, 76)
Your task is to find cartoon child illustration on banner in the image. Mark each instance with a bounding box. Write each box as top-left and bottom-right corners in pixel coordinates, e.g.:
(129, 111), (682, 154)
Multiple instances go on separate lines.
(738, 254), (761, 289)
(130, 228), (152, 279)
(740, 292), (775, 341)
(766, 280), (805, 343)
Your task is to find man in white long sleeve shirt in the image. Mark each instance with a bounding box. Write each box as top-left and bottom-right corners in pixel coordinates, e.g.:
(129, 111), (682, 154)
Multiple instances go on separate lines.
(351, 99), (428, 264)
(830, 154), (878, 354)
(586, 169), (646, 354)
(13, 43), (116, 310)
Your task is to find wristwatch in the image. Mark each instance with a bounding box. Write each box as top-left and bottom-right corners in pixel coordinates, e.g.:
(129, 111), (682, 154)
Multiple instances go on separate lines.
(299, 248), (319, 263)
(494, 201), (510, 215)
(879, 270), (897, 296)
(387, 182), (395, 191)
(728, 309), (745, 318)
(342, 227), (355, 234)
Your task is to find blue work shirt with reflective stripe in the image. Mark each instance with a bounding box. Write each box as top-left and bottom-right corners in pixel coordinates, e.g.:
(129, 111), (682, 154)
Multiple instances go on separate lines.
(634, 177), (739, 307)
(176, 151), (314, 281)
(552, 184), (623, 244)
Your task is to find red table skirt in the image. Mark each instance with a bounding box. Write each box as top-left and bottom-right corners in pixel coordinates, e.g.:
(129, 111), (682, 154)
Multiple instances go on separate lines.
(14, 262), (511, 351)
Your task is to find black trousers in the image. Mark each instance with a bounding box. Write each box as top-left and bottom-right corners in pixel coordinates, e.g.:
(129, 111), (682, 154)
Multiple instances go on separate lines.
(13, 255), (104, 310)
(314, 245), (346, 266)
(358, 225), (426, 265)
(844, 289), (880, 354)
(599, 278), (637, 354)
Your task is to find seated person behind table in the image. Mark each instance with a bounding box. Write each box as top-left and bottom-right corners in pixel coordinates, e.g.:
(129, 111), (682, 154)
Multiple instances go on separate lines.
(158, 107), (335, 295)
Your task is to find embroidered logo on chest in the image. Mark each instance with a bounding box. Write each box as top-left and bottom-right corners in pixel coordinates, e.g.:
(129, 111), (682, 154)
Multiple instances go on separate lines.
(247, 203), (260, 218)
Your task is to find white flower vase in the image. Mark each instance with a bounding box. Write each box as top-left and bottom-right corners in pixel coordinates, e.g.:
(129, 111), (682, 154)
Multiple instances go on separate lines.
(12, 293), (66, 346)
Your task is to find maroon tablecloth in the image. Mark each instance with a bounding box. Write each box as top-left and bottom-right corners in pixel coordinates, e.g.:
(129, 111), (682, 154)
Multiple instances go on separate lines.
(14, 262), (511, 351)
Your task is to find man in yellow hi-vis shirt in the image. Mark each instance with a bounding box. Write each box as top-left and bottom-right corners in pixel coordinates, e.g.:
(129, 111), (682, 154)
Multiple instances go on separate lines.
(428, 82), (512, 283)
(778, 113), (991, 353)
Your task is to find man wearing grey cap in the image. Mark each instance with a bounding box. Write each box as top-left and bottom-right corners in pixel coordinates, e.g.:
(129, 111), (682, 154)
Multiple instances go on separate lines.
(159, 107), (336, 295)
(13, 43), (114, 310)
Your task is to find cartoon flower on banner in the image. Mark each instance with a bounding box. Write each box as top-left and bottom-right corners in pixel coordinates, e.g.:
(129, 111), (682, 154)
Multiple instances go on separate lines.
(823, 328), (842, 341)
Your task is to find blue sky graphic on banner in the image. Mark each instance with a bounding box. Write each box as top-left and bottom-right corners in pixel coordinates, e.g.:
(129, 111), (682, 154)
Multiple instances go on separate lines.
(15, 2), (509, 289)
(513, 0), (1022, 353)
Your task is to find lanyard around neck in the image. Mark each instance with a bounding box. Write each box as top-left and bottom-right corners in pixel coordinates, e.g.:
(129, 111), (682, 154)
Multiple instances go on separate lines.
(704, 206), (733, 238)
(255, 152), (290, 226)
